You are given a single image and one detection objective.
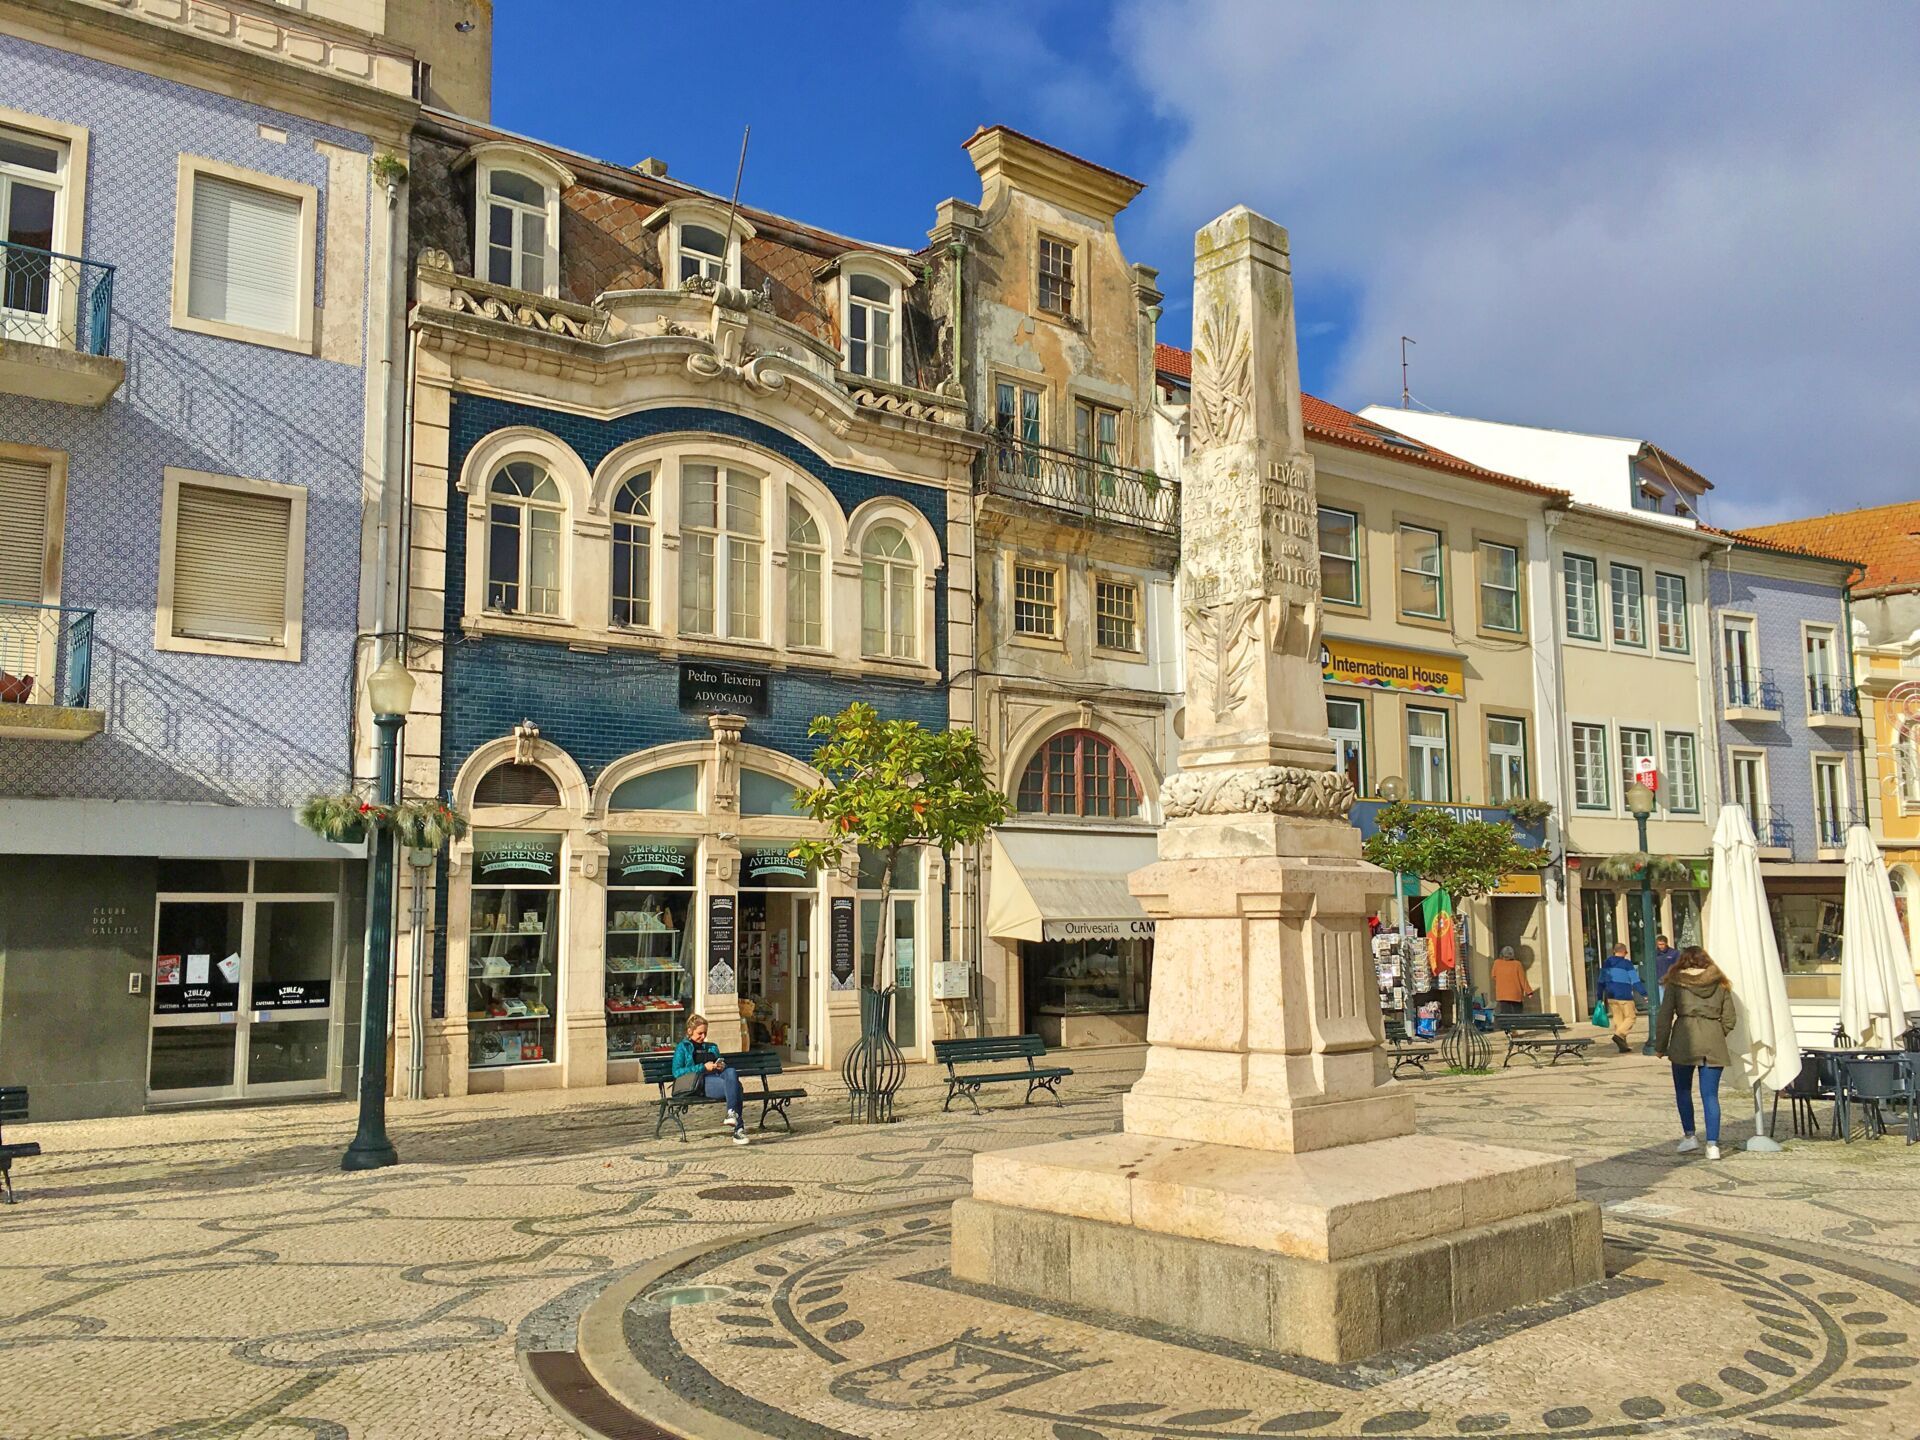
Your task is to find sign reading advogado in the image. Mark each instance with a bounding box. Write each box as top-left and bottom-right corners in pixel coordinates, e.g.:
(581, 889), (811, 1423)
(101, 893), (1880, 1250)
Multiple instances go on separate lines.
(678, 662), (768, 716)
(472, 831), (562, 884)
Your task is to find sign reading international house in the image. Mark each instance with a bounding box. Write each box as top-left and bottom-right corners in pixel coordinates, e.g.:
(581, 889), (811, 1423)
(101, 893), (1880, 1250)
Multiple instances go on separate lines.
(1321, 638), (1464, 698)
(678, 662), (769, 716)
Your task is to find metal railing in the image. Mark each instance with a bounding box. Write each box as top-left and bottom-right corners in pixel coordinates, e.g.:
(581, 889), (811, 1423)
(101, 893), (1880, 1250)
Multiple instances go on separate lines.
(0, 241), (115, 355)
(0, 601), (94, 707)
(1815, 807), (1864, 850)
(1750, 804), (1794, 850)
(1723, 665), (1781, 712)
(976, 434), (1179, 535)
(1806, 673), (1859, 718)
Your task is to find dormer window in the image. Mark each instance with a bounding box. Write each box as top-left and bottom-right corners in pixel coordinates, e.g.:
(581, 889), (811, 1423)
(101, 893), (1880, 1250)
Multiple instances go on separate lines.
(824, 252), (915, 385)
(459, 142), (572, 300)
(1037, 234), (1075, 317)
(645, 201), (754, 292)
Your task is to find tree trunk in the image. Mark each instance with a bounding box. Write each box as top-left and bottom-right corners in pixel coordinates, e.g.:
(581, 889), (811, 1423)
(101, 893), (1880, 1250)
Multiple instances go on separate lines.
(871, 847), (896, 992)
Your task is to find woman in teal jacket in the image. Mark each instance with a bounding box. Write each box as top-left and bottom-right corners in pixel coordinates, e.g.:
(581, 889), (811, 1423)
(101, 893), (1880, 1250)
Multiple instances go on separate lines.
(671, 1014), (749, 1144)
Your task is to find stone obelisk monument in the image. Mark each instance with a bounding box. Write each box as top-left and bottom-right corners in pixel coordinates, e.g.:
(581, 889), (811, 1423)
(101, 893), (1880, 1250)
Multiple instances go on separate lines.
(951, 208), (1602, 1364)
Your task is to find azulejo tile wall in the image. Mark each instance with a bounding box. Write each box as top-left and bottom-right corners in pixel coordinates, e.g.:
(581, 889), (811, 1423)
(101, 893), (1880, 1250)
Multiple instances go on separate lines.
(0, 35), (372, 807)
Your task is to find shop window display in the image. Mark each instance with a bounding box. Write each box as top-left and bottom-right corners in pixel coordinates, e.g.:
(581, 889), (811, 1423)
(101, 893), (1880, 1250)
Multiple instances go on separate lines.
(1027, 938), (1149, 1021)
(1771, 892), (1843, 973)
(467, 831), (561, 1069)
(739, 844), (816, 1053)
(605, 839), (696, 1058)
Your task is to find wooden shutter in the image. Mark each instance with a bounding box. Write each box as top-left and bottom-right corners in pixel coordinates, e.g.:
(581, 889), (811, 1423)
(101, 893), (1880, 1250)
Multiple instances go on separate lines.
(187, 174), (302, 334)
(171, 483), (290, 643)
(0, 455), (50, 604)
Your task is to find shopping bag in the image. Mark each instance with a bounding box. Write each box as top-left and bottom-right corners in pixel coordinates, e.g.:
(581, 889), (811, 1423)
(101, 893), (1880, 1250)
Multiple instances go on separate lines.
(1591, 999), (1609, 1028)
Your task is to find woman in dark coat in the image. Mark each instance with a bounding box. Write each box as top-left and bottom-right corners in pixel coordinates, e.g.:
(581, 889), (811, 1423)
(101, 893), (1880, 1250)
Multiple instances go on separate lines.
(1655, 946), (1737, 1160)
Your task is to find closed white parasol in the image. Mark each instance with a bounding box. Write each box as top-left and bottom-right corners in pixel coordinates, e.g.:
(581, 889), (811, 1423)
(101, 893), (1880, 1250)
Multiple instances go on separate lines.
(1838, 824), (1917, 1049)
(1705, 805), (1801, 1150)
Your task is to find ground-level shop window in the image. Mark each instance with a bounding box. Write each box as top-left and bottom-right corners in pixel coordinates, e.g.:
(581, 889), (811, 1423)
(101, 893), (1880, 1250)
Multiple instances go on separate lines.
(1023, 937), (1151, 1042)
(467, 830), (560, 1069)
(739, 844), (818, 1055)
(858, 847), (919, 1048)
(605, 838), (695, 1059)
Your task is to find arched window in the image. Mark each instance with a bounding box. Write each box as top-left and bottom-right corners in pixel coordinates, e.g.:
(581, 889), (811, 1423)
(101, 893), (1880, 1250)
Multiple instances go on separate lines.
(481, 167), (550, 293)
(860, 524), (917, 660)
(608, 764), (698, 812)
(611, 470), (654, 629)
(678, 222), (730, 286)
(786, 501), (824, 649)
(679, 462), (762, 640)
(474, 762), (560, 807)
(486, 461), (563, 616)
(1016, 730), (1142, 819)
(845, 272), (896, 381)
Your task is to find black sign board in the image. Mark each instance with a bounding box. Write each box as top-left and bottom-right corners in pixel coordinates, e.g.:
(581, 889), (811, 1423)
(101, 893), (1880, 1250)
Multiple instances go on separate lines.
(609, 840), (695, 885)
(678, 662), (768, 716)
(706, 894), (738, 994)
(472, 834), (561, 884)
(250, 980), (331, 1011)
(830, 896), (856, 988)
(741, 846), (812, 888)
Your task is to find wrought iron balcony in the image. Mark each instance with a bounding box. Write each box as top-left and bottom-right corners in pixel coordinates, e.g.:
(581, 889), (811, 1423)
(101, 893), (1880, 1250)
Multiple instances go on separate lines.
(1815, 807), (1864, 851)
(0, 600), (99, 740)
(975, 434), (1178, 536)
(1722, 665), (1782, 716)
(1805, 673), (1860, 722)
(0, 241), (122, 406)
(1749, 804), (1794, 851)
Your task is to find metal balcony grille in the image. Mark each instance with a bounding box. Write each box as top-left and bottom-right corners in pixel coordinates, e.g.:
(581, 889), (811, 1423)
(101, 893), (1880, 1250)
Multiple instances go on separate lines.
(1805, 674), (1859, 717)
(0, 601), (94, 707)
(1723, 666), (1781, 712)
(0, 241), (115, 355)
(975, 435), (1178, 535)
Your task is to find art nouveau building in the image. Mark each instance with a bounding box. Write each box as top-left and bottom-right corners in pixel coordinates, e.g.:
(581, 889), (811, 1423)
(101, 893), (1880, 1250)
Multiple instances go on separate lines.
(392, 111), (979, 1097)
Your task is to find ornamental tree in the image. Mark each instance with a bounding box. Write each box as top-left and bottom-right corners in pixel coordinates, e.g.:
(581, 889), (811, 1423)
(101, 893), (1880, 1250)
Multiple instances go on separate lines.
(1362, 802), (1549, 906)
(790, 703), (1010, 991)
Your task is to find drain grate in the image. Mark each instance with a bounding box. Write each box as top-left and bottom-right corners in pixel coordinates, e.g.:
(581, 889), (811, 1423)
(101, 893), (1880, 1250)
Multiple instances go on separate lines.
(648, 1284), (733, 1308)
(696, 1184), (794, 1202)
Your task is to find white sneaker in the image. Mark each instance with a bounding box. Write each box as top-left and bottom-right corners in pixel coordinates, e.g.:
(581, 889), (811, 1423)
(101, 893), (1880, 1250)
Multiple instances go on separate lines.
(725, 1110), (740, 1128)
(1676, 1135), (1699, 1154)
(732, 1126), (751, 1146)
(1705, 1142), (1721, 1160)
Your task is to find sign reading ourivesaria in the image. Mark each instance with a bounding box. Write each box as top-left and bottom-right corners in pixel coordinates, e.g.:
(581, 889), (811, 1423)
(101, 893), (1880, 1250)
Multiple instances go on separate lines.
(678, 662), (768, 716)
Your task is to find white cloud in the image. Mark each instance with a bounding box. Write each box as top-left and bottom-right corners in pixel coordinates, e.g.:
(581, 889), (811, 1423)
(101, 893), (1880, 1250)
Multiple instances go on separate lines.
(1112, 1), (1920, 523)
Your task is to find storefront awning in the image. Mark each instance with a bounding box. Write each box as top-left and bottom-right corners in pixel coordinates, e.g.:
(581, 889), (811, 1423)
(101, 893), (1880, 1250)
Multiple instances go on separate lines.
(986, 829), (1158, 944)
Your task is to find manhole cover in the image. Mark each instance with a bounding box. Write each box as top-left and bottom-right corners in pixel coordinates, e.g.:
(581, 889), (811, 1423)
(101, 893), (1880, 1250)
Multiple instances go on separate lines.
(647, 1285), (732, 1308)
(697, 1184), (794, 1201)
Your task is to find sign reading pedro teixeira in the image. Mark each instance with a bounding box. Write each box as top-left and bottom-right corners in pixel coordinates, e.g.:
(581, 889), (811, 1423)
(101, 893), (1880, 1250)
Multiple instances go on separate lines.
(678, 662), (768, 716)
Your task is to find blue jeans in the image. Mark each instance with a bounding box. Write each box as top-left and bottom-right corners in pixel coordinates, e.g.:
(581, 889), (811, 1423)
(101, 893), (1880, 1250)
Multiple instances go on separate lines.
(702, 1067), (744, 1117)
(1672, 1063), (1723, 1142)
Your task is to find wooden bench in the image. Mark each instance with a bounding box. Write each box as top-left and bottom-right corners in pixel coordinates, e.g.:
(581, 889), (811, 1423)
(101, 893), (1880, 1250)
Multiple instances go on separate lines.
(0, 1087), (40, 1204)
(1495, 1013), (1594, 1068)
(933, 1035), (1072, 1113)
(1383, 1019), (1437, 1078)
(639, 1050), (806, 1141)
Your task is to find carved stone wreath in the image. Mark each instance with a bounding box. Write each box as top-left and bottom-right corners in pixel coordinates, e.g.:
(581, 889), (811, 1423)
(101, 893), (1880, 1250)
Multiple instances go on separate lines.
(1161, 765), (1355, 821)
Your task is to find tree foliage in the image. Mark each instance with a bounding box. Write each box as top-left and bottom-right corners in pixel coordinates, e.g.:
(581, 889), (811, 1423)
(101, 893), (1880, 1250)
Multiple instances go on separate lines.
(790, 703), (1010, 988)
(1361, 802), (1549, 903)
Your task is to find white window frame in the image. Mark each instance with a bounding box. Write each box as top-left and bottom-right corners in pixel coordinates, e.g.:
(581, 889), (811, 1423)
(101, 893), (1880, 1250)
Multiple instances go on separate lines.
(0, 442), (68, 690)
(0, 108), (89, 348)
(1397, 522), (1446, 621)
(1727, 746), (1769, 818)
(1477, 539), (1522, 634)
(170, 154), (316, 354)
(1617, 724), (1655, 812)
(647, 199), (755, 291)
(1327, 697), (1366, 794)
(784, 494), (826, 651)
(484, 459), (567, 619)
(1812, 752), (1850, 849)
(1318, 505), (1362, 608)
(1562, 553), (1601, 642)
(460, 142), (572, 299)
(678, 460), (766, 642)
(154, 466), (307, 662)
(1661, 728), (1700, 815)
(1011, 560), (1062, 642)
(859, 523), (918, 661)
(1093, 574), (1142, 655)
(1654, 571), (1690, 654)
(1609, 562), (1646, 648)
(1406, 705), (1451, 802)
(1803, 622), (1841, 714)
(1721, 613), (1761, 705)
(609, 468), (655, 630)
(834, 252), (913, 384)
(1486, 714), (1528, 806)
(1570, 720), (1610, 811)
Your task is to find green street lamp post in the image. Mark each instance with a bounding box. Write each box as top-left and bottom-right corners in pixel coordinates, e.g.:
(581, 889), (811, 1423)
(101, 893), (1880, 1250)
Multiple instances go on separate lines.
(343, 651), (417, 1172)
(1625, 781), (1661, 1057)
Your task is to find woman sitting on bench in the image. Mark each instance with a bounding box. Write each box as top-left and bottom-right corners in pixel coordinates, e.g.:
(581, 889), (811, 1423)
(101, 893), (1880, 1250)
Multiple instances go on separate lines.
(671, 1014), (749, 1145)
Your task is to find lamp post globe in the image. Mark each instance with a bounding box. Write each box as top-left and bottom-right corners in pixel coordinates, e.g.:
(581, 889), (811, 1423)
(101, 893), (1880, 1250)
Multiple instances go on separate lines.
(1623, 782), (1660, 1055)
(1377, 775), (1406, 804)
(343, 647), (414, 1171)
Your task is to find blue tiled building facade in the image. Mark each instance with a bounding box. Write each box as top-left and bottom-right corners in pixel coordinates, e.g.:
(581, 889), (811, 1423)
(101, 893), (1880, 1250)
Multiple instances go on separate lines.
(0, 19), (413, 1119)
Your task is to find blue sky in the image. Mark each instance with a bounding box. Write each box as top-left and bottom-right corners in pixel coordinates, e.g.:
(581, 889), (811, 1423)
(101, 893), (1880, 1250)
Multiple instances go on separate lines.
(491, 1), (1917, 525)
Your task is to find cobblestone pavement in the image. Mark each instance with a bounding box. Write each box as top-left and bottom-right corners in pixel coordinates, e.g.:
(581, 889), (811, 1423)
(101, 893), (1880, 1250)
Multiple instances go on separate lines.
(2, 1041), (1917, 1439)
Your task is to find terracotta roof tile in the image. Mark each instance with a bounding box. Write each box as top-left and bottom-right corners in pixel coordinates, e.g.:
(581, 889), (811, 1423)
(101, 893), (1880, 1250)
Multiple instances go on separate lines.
(1154, 344), (1560, 498)
(1740, 501), (1920, 590)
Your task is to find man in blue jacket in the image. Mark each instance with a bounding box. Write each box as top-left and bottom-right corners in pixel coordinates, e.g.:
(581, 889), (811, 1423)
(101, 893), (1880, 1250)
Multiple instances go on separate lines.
(1654, 934), (1681, 980)
(1596, 943), (1649, 1053)
(672, 1014), (749, 1144)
